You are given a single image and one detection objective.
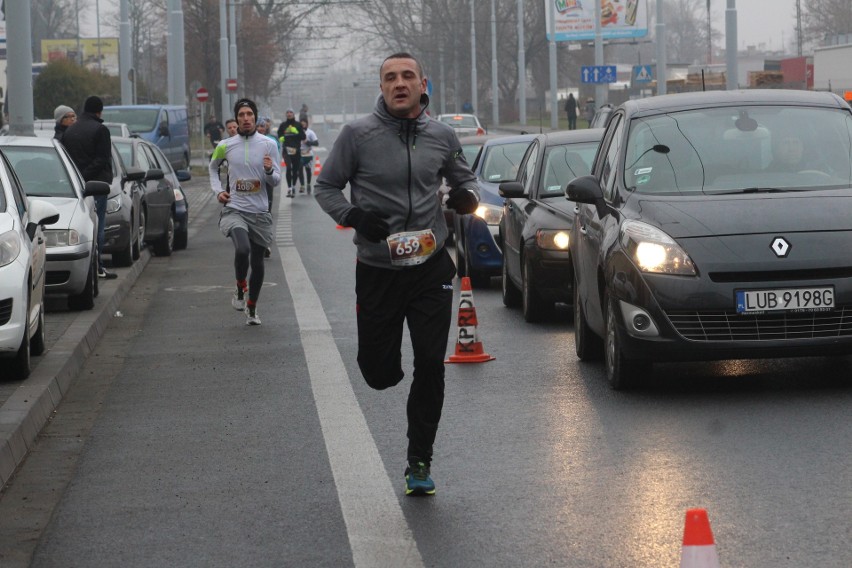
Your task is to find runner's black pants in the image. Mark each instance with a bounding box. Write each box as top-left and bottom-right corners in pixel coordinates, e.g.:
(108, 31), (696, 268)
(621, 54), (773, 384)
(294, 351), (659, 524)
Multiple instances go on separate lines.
(284, 151), (300, 189)
(230, 228), (265, 303)
(355, 247), (456, 465)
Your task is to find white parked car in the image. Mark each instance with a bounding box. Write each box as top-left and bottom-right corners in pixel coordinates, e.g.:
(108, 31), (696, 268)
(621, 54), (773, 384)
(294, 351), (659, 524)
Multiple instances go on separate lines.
(436, 113), (486, 137)
(0, 152), (60, 380)
(0, 137), (111, 310)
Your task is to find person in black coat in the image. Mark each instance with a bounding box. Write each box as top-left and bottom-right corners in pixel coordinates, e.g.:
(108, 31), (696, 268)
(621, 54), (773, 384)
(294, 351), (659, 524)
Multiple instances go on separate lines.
(62, 96), (117, 279)
(564, 93), (577, 130)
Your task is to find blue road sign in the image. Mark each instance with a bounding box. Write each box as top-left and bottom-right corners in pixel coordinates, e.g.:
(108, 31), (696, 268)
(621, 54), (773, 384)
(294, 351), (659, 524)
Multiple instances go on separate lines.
(633, 65), (654, 84)
(581, 65), (617, 84)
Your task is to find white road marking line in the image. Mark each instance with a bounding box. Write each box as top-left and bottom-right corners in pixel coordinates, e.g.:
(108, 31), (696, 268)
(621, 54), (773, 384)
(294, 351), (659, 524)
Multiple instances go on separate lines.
(276, 198), (424, 568)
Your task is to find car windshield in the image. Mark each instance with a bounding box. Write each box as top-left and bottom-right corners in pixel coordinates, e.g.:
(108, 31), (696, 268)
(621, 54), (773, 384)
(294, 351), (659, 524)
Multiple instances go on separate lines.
(100, 109), (159, 133)
(539, 141), (599, 197)
(480, 141), (532, 183)
(441, 115), (478, 128)
(461, 143), (483, 166)
(624, 105), (852, 195)
(4, 146), (76, 198)
(114, 140), (133, 166)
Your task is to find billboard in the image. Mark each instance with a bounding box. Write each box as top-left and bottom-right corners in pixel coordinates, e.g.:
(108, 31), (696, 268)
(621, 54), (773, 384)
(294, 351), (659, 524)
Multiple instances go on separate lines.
(545, 0), (648, 41)
(41, 38), (119, 74)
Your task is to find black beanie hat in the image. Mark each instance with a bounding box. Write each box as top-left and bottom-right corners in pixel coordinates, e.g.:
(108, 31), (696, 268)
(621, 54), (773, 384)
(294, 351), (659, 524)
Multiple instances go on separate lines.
(233, 98), (257, 120)
(84, 96), (104, 114)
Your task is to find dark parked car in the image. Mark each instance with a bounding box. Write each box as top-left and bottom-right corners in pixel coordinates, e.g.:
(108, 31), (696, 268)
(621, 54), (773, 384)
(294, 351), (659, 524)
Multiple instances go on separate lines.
(114, 136), (190, 251)
(567, 90), (852, 389)
(441, 134), (498, 245)
(454, 134), (535, 287)
(103, 144), (145, 267)
(498, 129), (603, 321)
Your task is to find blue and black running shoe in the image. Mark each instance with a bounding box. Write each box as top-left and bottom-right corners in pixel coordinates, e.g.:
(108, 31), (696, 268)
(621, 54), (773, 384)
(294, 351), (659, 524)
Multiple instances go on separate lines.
(404, 461), (436, 496)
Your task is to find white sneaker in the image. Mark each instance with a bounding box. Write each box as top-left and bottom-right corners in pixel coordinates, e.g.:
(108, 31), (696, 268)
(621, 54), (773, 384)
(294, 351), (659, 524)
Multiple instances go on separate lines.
(245, 305), (261, 326)
(231, 286), (246, 311)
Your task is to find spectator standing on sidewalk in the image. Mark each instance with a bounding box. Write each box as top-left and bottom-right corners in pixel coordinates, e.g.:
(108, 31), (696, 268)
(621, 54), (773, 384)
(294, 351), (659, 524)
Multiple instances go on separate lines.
(53, 105), (76, 143)
(315, 52), (479, 497)
(209, 98), (280, 325)
(564, 93), (577, 130)
(62, 95), (117, 280)
(583, 98), (596, 128)
(204, 114), (225, 150)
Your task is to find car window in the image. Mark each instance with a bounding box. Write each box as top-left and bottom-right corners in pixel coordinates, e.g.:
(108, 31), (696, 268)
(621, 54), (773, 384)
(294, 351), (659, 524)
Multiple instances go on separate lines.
(2, 155), (28, 219)
(114, 141), (133, 167)
(3, 146), (77, 198)
(462, 143), (483, 166)
(520, 142), (540, 195)
(623, 105), (852, 195)
(136, 144), (152, 171)
(538, 141), (600, 198)
(480, 141), (532, 183)
(599, 115), (624, 201)
(101, 109), (159, 132)
(145, 144), (172, 174)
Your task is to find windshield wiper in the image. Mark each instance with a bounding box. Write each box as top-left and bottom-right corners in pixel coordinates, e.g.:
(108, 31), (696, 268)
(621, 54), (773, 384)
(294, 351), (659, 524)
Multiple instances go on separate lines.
(712, 187), (789, 194)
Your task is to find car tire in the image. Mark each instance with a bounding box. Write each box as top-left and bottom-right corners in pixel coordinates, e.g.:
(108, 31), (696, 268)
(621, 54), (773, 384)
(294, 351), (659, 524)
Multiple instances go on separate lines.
(152, 214), (174, 256)
(174, 218), (188, 250)
(68, 251), (96, 310)
(604, 292), (649, 390)
(502, 253), (521, 308)
(522, 254), (549, 323)
(132, 208), (145, 261)
(113, 235), (133, 267)
(10, 326), (32, 380)
(30, 303), (45, 357)
(573, 271), (602, 361)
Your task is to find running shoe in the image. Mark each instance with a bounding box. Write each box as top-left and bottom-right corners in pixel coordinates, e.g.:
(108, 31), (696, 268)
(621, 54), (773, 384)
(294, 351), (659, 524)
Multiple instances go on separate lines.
(98, 267), (118, 280)
(404, 461), (435, 496)
(231, 285), (246, 311)
(264, 247), (272, 258)
(287, 188), (295, 198)
(245, 304), (261, 326)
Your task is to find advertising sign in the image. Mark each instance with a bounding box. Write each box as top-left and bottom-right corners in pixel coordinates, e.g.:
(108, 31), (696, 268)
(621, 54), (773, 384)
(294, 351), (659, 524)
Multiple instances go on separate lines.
(41, 38), (119, 74)
(545, 0), (648, 41)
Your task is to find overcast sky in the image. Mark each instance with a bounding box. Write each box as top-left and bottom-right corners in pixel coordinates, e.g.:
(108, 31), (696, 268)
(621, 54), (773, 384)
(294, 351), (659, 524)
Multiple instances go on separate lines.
(86, 1), (800, 54)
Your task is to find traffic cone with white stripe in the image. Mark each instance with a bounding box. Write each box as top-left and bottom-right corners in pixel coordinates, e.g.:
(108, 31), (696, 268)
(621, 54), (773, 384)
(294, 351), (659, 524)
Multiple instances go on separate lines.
(445, 277), (495, 363)
(680, 508), (720, 568)
(313, 155), (322, 176)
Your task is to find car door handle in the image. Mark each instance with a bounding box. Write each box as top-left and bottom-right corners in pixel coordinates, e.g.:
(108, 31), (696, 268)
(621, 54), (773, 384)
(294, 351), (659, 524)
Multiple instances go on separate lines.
(574, 205), (579, 214)
(579, 225), (588, 235)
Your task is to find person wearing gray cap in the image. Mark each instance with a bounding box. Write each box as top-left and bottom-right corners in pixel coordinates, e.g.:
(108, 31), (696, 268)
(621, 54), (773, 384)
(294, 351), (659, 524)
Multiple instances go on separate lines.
(53, 105), (76, 143)
(276, 108), (305, 197)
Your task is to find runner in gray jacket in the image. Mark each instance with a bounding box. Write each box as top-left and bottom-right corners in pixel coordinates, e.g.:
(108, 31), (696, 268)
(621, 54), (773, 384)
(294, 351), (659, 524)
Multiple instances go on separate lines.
(315, 52), (479, 496)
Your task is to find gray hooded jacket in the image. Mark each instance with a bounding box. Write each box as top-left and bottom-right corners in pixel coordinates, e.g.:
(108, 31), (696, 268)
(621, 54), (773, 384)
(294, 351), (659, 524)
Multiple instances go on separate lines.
(315, 94), (478, 269)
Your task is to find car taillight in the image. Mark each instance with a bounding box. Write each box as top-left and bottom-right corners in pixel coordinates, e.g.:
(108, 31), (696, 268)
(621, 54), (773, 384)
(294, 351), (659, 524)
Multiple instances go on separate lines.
(476, 127), (486, 135)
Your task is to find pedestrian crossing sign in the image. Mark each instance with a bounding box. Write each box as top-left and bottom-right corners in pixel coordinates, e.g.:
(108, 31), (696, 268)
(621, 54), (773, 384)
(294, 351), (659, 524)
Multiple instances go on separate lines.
(633, 65), (653, 84)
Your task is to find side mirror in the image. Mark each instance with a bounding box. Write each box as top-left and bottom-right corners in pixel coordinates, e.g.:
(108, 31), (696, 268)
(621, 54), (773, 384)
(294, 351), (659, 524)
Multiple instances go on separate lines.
(145, 168), (165, 181)
(565, 175), (604, 203)
(158, 123), (169, 137)
(175, 169), (191, 182)
(498, 181), (525, 198)
(123, 166), (146, 184)
(26, 198), (60, 239)
(83, 180), (111, 197)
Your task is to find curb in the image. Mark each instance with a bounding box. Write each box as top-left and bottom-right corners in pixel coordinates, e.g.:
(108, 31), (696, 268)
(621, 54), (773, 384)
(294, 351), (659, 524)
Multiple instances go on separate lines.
(0, 251), (151, 488)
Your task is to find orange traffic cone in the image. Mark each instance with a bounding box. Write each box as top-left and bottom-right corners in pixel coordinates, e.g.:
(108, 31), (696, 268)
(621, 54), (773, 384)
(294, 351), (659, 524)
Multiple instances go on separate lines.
(313, 155), (322, 176)
(680, 509), (720, 568)
(445, 276), (495, 363)
(281, 159), (286, 169)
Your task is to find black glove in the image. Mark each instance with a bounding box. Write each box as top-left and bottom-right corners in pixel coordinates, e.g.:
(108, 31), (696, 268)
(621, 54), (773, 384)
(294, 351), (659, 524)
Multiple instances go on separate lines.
(346, 207), (390, 243)
(446, 187), (478, 215)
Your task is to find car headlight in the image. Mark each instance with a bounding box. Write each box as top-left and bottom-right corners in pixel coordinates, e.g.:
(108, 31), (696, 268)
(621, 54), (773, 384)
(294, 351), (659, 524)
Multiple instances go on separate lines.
(0, 229), (22, 267)
(106, 196), (122, 214)
(474, 203), (503, 225)
(536, 229), (570, 250)
(44, 229), (81, 247)
(620, 220), (696, 275)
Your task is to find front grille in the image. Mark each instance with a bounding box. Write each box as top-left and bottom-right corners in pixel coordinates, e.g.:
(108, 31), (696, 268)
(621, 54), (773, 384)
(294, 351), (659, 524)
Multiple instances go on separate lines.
(0, 298), (12, 326)
(666, 307), (852, 341)
(709, 266), (852, 283)
(46, 271), (71, 286)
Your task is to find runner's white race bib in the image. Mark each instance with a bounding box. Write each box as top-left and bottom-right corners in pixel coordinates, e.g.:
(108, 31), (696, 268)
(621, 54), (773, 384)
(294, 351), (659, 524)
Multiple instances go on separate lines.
(387, 229), (437, 267)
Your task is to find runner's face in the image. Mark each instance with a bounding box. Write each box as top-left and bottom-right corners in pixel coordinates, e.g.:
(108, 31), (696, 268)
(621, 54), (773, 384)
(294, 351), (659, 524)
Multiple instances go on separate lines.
(237, 107), (255, 132)
(380, 57), (426, 119)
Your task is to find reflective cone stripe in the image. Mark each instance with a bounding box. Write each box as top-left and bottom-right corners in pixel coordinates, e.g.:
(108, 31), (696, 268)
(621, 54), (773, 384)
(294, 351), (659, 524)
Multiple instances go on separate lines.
(313, 156), (322, 176)
(679, 509), (720, 568)
(446, 277), (495, 364)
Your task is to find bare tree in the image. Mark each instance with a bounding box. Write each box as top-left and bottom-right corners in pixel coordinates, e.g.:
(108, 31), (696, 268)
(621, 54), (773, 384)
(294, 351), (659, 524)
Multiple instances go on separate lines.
(31, 0), (91, 61)
(802, 0), (852, 45)
(663, 0), (713, 65)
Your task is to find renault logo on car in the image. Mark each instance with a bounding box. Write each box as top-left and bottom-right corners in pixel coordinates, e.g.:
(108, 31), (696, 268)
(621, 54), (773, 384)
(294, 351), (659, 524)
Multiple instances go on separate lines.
(771, 237), (791, 258)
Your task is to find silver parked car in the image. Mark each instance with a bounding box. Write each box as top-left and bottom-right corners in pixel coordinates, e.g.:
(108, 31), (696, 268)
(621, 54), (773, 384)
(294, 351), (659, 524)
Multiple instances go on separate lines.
(0, 137), (111, 310)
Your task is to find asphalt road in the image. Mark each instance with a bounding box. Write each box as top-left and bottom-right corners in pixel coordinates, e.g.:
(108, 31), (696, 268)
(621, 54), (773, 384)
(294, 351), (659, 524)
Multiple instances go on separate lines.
(0, 171), (850, 567)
